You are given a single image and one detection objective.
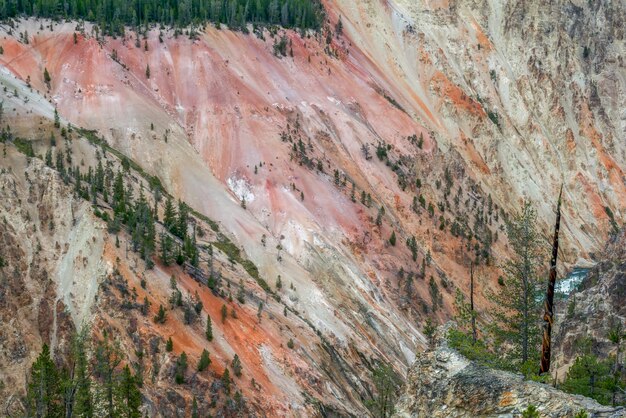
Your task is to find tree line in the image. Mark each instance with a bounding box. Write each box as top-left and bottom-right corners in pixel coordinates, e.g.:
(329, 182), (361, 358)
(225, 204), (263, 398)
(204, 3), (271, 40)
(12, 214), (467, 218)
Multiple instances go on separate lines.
(26, 330), (141, 418)
(0, 0), (323, 34)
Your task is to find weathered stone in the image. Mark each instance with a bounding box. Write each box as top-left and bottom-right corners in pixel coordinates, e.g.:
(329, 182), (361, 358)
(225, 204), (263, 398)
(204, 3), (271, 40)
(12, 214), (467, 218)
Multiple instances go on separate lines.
(393, 327), (624, 417)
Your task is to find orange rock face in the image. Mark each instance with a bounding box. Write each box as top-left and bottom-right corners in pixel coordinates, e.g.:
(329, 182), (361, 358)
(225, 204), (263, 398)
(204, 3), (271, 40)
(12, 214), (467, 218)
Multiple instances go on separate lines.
(0, 0), (624, 414)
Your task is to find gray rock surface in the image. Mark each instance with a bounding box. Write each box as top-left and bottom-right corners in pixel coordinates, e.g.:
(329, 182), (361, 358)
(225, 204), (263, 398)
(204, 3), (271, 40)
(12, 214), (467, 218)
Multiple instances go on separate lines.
(393, 327), (624, 417)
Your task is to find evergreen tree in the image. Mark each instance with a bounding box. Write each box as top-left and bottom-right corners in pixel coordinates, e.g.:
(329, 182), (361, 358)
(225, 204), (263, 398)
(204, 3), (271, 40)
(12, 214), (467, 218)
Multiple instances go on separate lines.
(160, 233), (173, 265)
(70, 330), (94, 418)
(112, 171), (126, 217)
(45, 148), (53, 167)
(174, 352), (187, 384)
(163, 196), (176, 233)
(0, 0), (323, 31)
(116, 366), (141, 418)
(389, 231), (396, 246)
(191, 397), (199, 418)
(231, 354), (242, 377)
(236, 279), (245, 303)
(175, 200), (188, 239)
(376, 206), (384, 226)
(93, 334), (123, 418)
(154, 305), (167, 324)
(165, 337), (173, 352)
(26, 344), (64, 418)
(488, 201), (544, 373)
(364, 363), (399, 418)
(205, 315), (213, 341)
(222, 368), (231, 394)
(221, 304), (228, 323)
(197, 349), (211, 372)
(560, 337), (622, 406)
(44, 67), (52, 88)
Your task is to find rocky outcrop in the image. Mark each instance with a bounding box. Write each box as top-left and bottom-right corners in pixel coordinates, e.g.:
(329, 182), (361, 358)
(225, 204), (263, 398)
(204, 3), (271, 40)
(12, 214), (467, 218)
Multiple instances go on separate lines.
(393, 328), (624, 417)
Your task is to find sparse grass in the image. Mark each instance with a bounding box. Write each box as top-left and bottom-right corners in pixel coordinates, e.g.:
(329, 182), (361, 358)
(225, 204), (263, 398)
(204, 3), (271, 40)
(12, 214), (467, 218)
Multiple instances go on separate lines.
(13, 138), (34, 157)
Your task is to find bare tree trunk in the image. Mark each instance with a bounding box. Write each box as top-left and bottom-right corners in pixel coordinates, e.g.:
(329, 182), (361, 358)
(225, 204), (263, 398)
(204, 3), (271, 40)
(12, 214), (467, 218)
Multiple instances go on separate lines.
(539, 186), (563, 374)
(470, 262), (477, 343)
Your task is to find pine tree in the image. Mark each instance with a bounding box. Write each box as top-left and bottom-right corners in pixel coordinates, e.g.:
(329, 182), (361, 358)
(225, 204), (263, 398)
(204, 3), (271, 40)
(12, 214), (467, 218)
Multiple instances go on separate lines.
(197, 349), (211, 372)
(26, 344), (64, 418)
(389, 231), (396, 246)
(165, 337), (173, 352)
(560, 338), (618, 406)
(191, 397), (199, 418)
(365, 363), (399, 418)
(154, 305), (167, 324)
(160, 233), (172, 265)
(488, 201), (544, 373)
(236, 279), (245, 303)
(71, 330), (94, 418)
(231, 354), (242, 377)
(205, 315), (213, 341)
(94, 334), (123, 418)
(423, 318), (436, 348)
(163, 196), (176, 233)
(44, 67), (52, 89)
(116, 366), (141, 418)
(175, 200), (188, 239)
(45, 148), (53, 167)
(145, 64), (150, 79)
(174, 352), (187, 384)
(112, 171), (126, 217)
(56, 150), (66, 177)
(221, 304), (228, 323)
(222, 368), (231, 394)
(376, 206), (384, 226)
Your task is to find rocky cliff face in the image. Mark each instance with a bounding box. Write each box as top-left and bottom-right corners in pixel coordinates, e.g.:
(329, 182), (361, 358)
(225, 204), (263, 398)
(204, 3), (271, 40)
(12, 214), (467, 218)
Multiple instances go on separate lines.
(0, 0), (624, 416)
(554, 228), (626, 378)
(393, 327), (624, 418)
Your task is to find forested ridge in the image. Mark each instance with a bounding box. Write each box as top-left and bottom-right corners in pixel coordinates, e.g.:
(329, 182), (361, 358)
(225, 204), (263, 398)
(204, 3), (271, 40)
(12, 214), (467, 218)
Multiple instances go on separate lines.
(0, 0), (323, 31)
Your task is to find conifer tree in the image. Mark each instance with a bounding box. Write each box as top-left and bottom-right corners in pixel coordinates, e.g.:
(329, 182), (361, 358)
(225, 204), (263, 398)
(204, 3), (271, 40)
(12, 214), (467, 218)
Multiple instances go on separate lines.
(174, 352), (187, 384)
(205, 315), (213, 341)
(44, 67), (52, 88)
(154, 305), (167, 324)
(191, 397), (199, 418)
(221, 304), (228, 323)
(197, 349), (211, 372)
(222, 368), (231, 394)
(176, 200), (188, 239)
(163, 196), (176, 233)
(488, 201), (544, 373)
(70, 330), (93, 418)
(94, 333), (123, 418)
(116, 366), (141, 418)
(231, 354), (242, 377)
(26, 344), (64, 418)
